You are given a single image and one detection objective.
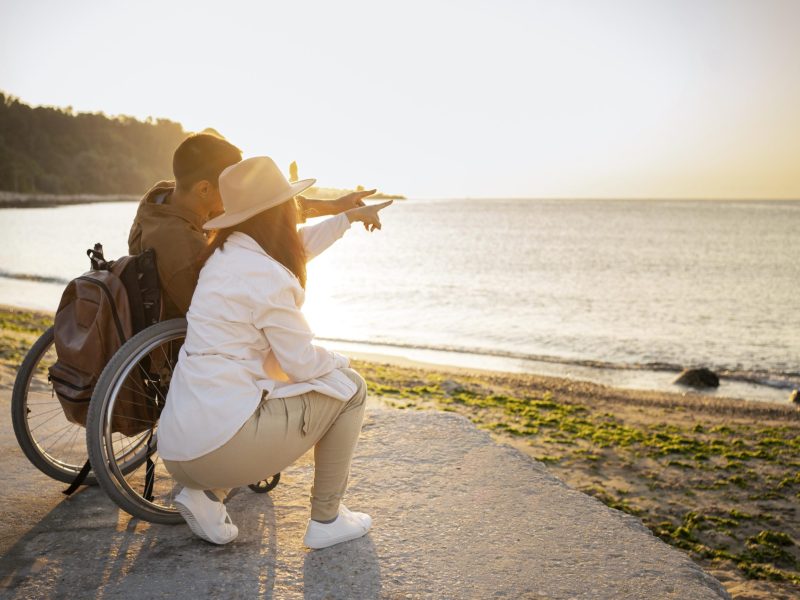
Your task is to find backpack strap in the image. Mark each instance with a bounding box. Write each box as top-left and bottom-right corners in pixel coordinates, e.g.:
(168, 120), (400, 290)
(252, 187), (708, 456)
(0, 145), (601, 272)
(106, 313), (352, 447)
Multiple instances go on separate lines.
(87, 242), (108, 270)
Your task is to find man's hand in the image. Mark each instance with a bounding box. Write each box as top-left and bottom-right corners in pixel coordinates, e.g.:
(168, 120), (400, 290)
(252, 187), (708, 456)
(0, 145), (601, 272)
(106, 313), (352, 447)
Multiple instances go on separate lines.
(298, 189), (377, 221)
(346, 199), (393, 232)
(334, 189), (376, 213)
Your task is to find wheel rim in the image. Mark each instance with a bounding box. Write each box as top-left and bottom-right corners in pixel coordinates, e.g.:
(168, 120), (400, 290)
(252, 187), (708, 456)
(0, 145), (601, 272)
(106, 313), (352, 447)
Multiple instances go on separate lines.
(20, 334), (89, 477)
(99, 331), (184, 517)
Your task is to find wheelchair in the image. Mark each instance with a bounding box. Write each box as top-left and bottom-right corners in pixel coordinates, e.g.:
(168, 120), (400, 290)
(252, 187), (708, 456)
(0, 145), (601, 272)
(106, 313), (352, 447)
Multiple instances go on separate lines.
(12, 318), (280, 524)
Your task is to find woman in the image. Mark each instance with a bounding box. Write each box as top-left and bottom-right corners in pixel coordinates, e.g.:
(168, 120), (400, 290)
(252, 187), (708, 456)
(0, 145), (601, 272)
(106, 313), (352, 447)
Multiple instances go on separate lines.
(158, 156), (392, 548)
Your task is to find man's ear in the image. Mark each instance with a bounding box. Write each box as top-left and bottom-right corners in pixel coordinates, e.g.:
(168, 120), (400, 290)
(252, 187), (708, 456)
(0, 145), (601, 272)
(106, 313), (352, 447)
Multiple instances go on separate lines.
(192, 180), (212, 199)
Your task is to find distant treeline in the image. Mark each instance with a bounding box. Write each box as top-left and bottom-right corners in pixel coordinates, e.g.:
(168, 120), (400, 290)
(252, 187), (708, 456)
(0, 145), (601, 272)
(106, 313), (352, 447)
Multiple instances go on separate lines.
(0, 92), (187, 195)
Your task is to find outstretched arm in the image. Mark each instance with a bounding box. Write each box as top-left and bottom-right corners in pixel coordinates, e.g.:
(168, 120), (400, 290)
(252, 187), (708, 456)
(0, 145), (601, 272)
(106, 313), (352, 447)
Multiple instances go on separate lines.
(299, 199), (394, 260)
(299, 214), (352, 261)
(298, 189), (376, 221)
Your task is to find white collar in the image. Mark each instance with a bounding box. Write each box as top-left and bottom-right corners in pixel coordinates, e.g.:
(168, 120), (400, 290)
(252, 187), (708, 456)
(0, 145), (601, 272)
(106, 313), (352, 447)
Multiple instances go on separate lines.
(225, 231), (267, 255)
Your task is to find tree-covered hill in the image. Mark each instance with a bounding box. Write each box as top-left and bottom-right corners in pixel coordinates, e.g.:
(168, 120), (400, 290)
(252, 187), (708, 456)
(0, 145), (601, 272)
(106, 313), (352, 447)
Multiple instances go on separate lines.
(0, 92), (187, 194)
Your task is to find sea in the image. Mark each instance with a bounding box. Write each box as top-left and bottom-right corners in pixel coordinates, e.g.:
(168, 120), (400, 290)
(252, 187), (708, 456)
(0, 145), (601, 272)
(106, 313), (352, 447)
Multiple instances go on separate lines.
(1, 198), (798, 404)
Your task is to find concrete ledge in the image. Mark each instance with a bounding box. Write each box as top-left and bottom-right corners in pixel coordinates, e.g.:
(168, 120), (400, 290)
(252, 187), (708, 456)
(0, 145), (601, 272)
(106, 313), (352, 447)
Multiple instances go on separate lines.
(0, 408), (729, 599)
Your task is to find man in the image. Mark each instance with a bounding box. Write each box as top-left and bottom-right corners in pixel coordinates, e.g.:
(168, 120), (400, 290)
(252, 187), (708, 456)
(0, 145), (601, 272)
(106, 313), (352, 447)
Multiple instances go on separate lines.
(128, 133), (373, 318)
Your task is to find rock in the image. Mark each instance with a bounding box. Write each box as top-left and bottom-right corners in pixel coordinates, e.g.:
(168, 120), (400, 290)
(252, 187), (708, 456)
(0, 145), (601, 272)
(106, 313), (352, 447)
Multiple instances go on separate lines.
(674, 368), (720, 389)
(440, 379), (462, 394)
(791, 389), (800, 404)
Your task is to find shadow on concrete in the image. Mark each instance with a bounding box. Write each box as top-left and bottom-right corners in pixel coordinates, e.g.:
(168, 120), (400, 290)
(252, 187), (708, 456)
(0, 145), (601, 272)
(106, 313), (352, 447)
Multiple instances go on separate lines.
(0, 478), (382, 599)
(0, 486), (282, 598)
(302, 535), (381, 599)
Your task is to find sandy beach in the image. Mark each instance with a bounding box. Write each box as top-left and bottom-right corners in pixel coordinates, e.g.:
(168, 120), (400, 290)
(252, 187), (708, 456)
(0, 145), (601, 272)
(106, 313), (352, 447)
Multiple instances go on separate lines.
(1, 305), (798, 599)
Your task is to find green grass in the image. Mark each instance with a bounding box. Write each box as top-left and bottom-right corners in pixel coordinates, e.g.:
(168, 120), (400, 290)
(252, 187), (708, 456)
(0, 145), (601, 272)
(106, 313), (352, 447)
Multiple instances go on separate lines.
(0, 307), (53, 368)
(0, 307), (53, 335)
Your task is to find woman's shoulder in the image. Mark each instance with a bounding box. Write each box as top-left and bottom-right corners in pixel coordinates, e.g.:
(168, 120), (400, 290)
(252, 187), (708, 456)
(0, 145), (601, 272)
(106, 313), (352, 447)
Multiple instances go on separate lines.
(210, 233), (301, 293)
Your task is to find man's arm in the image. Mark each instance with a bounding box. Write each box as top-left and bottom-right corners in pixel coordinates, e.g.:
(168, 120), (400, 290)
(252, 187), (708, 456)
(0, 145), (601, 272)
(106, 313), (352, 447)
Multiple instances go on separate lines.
(297, 189), (376, 221)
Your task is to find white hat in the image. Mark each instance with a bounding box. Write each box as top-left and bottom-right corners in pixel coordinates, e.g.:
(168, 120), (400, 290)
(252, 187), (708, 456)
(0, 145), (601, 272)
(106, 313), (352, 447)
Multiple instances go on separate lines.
(203, 156), (315, 230)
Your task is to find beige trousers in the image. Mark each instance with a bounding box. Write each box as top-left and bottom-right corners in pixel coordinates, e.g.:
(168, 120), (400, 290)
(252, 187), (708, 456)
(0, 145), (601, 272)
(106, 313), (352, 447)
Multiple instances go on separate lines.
(163, 368), (367, 521)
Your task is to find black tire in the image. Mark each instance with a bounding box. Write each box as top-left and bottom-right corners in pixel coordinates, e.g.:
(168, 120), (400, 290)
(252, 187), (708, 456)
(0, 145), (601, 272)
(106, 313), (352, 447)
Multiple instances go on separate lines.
(86, 319), (187, 524)
(11, 327), (96, 485)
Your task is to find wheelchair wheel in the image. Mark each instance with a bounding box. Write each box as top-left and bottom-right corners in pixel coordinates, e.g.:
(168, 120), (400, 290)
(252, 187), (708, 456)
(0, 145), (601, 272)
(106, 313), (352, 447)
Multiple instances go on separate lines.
(86, 319), (187, 524)
(249, 473), (281, 493)
(11, 326), (96, 486)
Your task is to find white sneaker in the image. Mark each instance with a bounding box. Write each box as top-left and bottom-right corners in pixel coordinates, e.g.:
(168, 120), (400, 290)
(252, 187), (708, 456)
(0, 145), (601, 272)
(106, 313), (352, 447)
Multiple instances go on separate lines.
(303, 505), (372, 549)
(174, 488), (238, 545)
(339, 504), (372, 530)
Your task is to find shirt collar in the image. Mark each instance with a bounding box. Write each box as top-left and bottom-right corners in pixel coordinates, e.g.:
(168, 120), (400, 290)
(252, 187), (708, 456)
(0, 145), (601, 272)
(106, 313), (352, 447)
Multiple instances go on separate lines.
(226, 231), (265, 254)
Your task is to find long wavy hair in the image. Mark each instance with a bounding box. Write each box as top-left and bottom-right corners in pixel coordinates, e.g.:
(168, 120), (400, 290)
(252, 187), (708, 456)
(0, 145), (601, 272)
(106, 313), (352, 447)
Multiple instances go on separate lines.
(198, 197), (307, 287)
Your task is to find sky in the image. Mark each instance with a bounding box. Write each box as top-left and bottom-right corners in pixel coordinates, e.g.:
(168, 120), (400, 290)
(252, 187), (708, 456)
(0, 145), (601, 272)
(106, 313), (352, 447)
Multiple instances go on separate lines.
(1, 0), (798, 199)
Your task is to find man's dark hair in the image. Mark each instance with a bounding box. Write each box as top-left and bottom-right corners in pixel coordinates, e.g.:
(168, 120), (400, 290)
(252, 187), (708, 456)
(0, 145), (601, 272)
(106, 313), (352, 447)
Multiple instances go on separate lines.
(173, 133), (242, 190)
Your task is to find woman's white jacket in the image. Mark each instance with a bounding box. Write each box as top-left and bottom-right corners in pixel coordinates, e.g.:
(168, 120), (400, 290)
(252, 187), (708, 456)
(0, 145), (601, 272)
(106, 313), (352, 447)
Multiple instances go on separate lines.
(158, 213), (356, 462)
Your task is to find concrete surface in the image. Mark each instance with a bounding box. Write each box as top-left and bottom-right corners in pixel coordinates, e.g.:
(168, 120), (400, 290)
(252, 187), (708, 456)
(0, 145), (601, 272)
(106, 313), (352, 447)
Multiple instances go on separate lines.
(0, 401), (729, 599)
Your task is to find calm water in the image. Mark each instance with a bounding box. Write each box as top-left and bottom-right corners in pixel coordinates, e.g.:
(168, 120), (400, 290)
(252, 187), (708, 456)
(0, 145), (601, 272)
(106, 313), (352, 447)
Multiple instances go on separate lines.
(1, 198), (798, 402)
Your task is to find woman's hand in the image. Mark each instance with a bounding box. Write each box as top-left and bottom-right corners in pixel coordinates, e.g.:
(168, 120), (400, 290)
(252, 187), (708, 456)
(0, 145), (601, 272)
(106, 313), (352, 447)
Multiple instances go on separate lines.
(346, 200), (393, 232)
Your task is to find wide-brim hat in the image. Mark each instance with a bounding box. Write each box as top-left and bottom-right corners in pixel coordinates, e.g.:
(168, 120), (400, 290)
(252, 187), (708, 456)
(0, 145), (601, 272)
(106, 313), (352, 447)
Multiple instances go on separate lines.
(203, 156), (316, 230)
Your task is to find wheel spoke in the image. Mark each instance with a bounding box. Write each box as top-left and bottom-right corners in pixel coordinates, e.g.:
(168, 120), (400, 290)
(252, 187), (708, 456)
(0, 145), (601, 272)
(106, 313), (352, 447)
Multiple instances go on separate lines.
(33, 421), (75, 446)
(28, 408), (73, 432)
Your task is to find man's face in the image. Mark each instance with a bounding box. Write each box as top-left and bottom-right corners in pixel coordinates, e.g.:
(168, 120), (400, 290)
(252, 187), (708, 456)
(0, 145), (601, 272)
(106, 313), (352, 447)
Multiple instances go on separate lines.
(207, 185), (224, 219)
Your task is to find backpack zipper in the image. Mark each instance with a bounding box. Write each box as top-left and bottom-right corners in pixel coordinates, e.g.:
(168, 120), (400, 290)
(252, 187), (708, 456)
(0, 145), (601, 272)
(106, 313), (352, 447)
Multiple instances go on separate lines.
(49, 374), (92, 392)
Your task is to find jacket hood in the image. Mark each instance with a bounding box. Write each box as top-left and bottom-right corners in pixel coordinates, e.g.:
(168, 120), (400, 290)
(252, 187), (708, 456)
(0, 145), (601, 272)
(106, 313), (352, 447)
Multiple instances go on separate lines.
(142, 180), (176, 203)
(133, 180), (204, 230)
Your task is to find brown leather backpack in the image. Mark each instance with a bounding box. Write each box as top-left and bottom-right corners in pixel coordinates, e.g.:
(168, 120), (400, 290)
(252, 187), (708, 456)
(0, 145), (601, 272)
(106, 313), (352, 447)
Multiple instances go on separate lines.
(50, 245), (161, 437)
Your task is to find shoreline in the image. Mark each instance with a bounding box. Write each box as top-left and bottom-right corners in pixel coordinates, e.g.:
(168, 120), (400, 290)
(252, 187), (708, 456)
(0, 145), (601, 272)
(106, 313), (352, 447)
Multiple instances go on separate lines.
(323, 338), (797, 405)
(0, 301), (794, 405)
(1, 303), (795, 418)
(348, 348), (800, 421)
(1, 304), (798, 598)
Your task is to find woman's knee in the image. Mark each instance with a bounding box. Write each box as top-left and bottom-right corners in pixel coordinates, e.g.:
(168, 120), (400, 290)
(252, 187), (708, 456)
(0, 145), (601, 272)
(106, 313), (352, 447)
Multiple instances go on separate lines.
(163, 458), (205, 490)
(341, 368), (367, 405)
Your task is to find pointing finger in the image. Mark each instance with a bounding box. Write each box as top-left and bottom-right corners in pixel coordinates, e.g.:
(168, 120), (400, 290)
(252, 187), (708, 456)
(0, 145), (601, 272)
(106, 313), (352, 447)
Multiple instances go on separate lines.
(370, 199), (393, 211)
